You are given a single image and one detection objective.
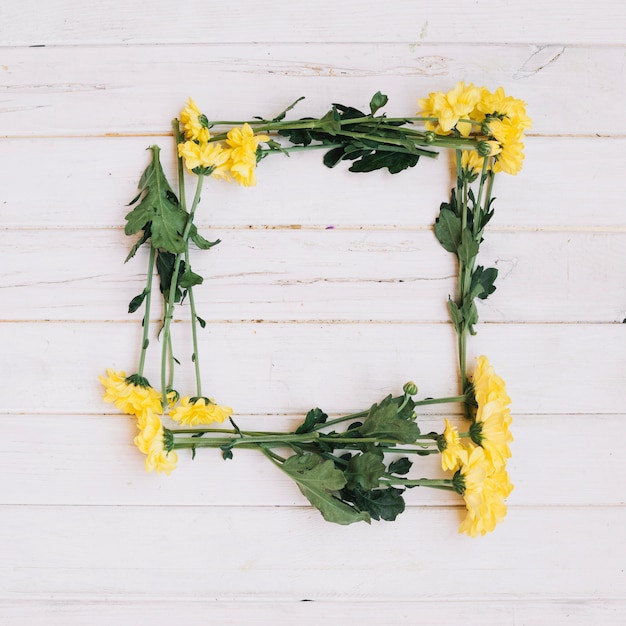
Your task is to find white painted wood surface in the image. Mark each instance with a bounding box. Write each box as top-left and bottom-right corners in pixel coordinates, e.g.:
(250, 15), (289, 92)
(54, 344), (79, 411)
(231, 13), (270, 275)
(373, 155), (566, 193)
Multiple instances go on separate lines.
(1, 1), (625, 623)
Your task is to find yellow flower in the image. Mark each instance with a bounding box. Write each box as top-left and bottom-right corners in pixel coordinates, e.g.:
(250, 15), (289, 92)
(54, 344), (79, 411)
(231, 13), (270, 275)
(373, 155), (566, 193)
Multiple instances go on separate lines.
(180, 97), (211, 143)
(134, 411), (178, 474)
(418, 81), (481, 136)
(439, 418), (465, 471)
(178, 139), (230, 175)
(99, 369), (162, 418)
(477, 87), (532, 132)
(470, 356), (513, 469)
(472, 355), (511, 408)
(225, 123), (270, 186)
(457, 149), (486, 180)
(455, 444), (512, 537)
(170, 396), (233, 426)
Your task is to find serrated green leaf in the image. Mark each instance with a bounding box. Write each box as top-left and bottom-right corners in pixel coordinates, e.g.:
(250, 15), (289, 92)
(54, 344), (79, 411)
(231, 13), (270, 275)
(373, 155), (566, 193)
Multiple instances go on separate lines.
(470, 265), (498, 300)
(369, 91), (389, 115)
(345, 451), (386, 490)
(124, 145), (187, 253)
(434, 207), (462, 254)
(342, 485), (406, 521)
(124, 228), (151, 263)
(359, 395), (420, 444)
(281, 453), (370, 525)
(295, 407), (328, 434)
(388, 457), (413, 475)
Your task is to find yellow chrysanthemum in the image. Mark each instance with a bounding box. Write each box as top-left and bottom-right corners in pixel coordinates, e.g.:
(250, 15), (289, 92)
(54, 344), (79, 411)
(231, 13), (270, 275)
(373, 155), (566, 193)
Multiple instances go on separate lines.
(439, 418), (465, 471)
(458, 149), (487, 179)
(180, 97), (211, 143)
(99, 369), (162, 418)
(134, 411), (178, 475)
(476, 87), (532, 132)
(470, 356), (513, 468)
(225, 123), (270, 187)
(178, 139), (231, 175)
(455, 444), (512, 537)
(169, 396), (233, 426)
(418, 81), (481, 136)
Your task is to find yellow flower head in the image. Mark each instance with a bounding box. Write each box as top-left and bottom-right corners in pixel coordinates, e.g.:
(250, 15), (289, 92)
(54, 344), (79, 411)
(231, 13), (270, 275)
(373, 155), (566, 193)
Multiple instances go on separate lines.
(455, 444), (513, 537)
(418, 81), (481, 136)
(99, 369), (162, 419)
(169, 396), (233, 426)
(178, 139), (231, 175)
(477, 87), (532, 132)
(225, 123), (270, 186)
(133, 411), (178, 474)
(469, 356), (513, 468)
(439, 418), (465, 471)
(180, 97), (211, 143)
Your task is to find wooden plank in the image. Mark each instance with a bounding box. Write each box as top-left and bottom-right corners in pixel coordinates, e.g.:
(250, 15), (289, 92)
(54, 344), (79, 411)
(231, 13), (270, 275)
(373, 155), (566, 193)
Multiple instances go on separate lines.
(1, 136), (624, 229)
(1, 45), (624, 136)
(0, 322), (623, 415)
(1, 413), (623, 507)
(0, 505), (624, 598)
(0, 1), (624, 45)
(1, 598), (625, 626)
(2, 228), (625, 323)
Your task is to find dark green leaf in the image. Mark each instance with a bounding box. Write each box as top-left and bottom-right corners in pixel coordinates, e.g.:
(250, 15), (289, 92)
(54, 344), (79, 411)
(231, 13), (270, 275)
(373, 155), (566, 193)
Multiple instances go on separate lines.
(348, 150), (419, 174)
(281, 453), (370, 525)
(128, 290), (147, 314)
(322, 146), (347, 168)
(342, 485), (406, 521)
(369, 91), (389, 115)
(196, 315), (206, 329)
(388, 457), (413, 475)
(295, 407), (328, 434)
(156, 250), (184, 303)
(124, 228), (151, 263)
(434, 208), (462, 254)
(359, 395), (420, 444)
(447, 298), (464, 334)
(345, 451), (386, 490)
(470, 265), (498, 300)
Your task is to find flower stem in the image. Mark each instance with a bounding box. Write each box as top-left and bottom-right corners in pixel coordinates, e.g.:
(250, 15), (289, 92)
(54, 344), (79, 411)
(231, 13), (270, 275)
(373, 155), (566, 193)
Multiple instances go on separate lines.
(185, 240), (203, 397)
(137, 245), (156, 377)
(380, 477), (456, 491)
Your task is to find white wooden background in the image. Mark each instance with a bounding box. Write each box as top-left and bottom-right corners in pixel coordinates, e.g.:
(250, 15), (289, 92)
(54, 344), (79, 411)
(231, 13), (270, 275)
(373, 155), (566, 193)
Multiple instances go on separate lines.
(1, 1), (626, 624)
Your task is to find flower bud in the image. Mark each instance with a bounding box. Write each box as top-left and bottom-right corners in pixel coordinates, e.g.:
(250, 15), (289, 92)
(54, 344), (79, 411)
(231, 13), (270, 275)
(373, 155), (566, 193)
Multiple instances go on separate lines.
(477, 140), (495, 156)
(423, 131), (436, 143)
(403, 381), (418, 396)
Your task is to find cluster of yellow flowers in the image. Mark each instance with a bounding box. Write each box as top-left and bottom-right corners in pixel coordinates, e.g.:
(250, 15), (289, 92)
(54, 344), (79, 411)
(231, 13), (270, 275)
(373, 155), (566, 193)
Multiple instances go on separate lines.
(99, 369), (233, 474)
(438, 356), (514, 536)
(177, 98), (269, 186)
(418, 82), (531, 175)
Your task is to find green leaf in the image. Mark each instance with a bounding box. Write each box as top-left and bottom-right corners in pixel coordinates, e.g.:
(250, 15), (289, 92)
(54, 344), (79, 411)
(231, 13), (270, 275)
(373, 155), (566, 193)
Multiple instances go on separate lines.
(271, 96), (306, 122)
(359, 395), (420, 444)
(369, 91), (389, 115)
(461, 300), (479, 335)
(281, 454), (370, 525)
(314, 108), (341, 135)
(447, 298), (464, 334)
(434, 208), (462, 254)
(457, 228), (479, 266)
(128, 290), (147, 314)
(124, 145), (188, 253)
(189, 225), (220, 250)
(295, 407), (328, 434)
(156, 250), (184, 303)
(196, 315), (206, 329)
(342, 486), (406, 521)
(124, 227), (151, 263)
(348, 150), (419, 174)
(345, 451), (386, 490)
(322, 146), (347, 169)
(179, 268), (204, 289)
(470, 265), (498, 300)
(388, 457), (413, 475)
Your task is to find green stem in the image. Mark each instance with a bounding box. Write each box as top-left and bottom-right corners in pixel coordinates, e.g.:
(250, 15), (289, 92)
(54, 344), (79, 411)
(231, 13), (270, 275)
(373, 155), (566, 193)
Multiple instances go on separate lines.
(160, 175), (205, 409)
(137, 245), (156, 377)
(380, 478), (455, 490)
(185, 240), (203, 397)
